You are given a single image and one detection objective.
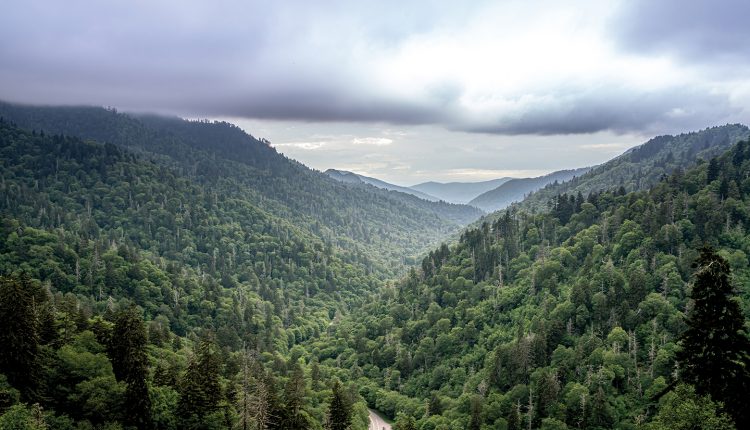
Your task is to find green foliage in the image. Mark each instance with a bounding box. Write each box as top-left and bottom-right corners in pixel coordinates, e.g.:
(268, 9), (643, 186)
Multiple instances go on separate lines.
(313, 138), (750, 429)
(2, 105), (750, 430)
(393, 413), (417, 430)
(0, 102), (482, 275)
(0, 403), (47, 430)
(645, 384), (734, 430)
(0, 112), (386, 430)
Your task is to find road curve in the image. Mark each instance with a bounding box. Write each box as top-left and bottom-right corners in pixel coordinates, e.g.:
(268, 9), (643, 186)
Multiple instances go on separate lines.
(368, 408), (392, 430)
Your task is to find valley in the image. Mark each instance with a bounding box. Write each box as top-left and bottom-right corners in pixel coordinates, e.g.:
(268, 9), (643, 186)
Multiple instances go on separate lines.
(3, 2), (750, 429)
(1, 102), (749, 430)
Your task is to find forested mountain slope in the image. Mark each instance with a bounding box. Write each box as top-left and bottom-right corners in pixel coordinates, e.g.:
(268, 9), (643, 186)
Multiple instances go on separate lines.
(469, 167), (591, 212)
(514, 124), (750, 214)
(2, 101), (749, 430)
(0, 118), (381, 429)
(0, 102), (481, 274)
(311, 138), (750, 429)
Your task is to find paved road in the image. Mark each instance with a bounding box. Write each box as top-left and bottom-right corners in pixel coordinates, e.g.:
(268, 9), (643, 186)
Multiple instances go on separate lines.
(368, 408), (392, 430)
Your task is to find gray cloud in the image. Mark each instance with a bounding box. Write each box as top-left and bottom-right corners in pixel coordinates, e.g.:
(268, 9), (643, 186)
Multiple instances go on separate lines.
(0, 0), (747, 137)
(613, 0), (750, 64)
(461, 86), (737, 136)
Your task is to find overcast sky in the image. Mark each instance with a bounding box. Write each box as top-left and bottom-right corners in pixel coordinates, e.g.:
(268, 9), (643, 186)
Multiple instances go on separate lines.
(2, 0), (749, 185)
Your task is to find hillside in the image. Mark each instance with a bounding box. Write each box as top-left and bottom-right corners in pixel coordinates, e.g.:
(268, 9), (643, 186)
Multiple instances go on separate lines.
(0, 102), (479, 273)
(410, 178), (513, 204)
(514, 124), (750, 214)
(312, 137), (750, 429)
(1, 101), (749, 430)
(0, 118), (381, 429)
(469, 167), (591, 212)
(326, 169), (440, 202)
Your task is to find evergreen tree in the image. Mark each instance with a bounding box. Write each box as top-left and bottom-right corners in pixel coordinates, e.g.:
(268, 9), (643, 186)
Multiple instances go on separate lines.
(178, 336), (222, 428)
(325, 381), (351, 430)
(676, 247), (750, 428)
(280, 363), (311, 430)
(707, 158), (721, 182)
(109, 307), (153, 429)
(264, 371), (286, 430)
(0, 275), (42, 401)
(427, 392), (442, 416)
(468, 395), (483, 430)
(507, 401), (521, 430)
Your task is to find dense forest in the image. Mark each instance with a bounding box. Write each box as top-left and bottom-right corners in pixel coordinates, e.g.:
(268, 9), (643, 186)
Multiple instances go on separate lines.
(0, 117), (381, 429)
(0, 102), (483, 276)
(1, 104), (749, 430)
(310, 137), (750, 429)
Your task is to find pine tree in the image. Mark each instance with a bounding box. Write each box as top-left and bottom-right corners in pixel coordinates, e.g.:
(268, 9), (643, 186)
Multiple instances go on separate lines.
(178, 336), (222, 427)
(469, 395), (483, 430)
(109, 307), (153, 429)
(264, 371), (286, 430)
(281, 363), (311, 430)
(0, 275), (42, 401)
(707, 158), (721, 182)
(676, 247), (750, 428)
(507, 401), (521, 430)
(325, 381), (351, 430)
(427, 392), (442, 416)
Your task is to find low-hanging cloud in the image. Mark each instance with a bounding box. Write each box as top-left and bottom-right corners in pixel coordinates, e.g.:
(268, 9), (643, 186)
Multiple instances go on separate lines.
(460, 85), (737, 135)
(0, 0), (747, 136)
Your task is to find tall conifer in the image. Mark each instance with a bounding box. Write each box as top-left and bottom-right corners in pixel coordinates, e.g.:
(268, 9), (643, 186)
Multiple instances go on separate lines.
(110, 307), (153, 429)
(677, 247), (750, 428)
(0, 275), (42, 401)
(178, 336), (222, 427)
(325, 381), (351, 430)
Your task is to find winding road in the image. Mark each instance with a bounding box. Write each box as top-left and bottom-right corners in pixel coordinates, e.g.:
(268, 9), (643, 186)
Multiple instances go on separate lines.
(368, 408), (392, 430)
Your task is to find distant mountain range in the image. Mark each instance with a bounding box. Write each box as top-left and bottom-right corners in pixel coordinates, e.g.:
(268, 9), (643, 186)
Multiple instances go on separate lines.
(325, 169), (440, 202)
(326, 168), (595, 214)
(468, 167), (592, 212)
(328, 124), (750, 217)
(410, 178), (513, 204)
(325, 170), (521, 206)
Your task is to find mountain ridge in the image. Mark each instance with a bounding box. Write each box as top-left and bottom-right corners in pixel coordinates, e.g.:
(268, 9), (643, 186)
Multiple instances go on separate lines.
(468, 166), (592, 212)
(410, 177), (514, 204)
(325, 168), (441, 202)
(512, 123), (750, 214)
(0, 101), (480, 273)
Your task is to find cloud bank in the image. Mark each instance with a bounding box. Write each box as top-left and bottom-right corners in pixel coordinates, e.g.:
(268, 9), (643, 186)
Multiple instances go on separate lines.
(1, 0), (748, 136)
